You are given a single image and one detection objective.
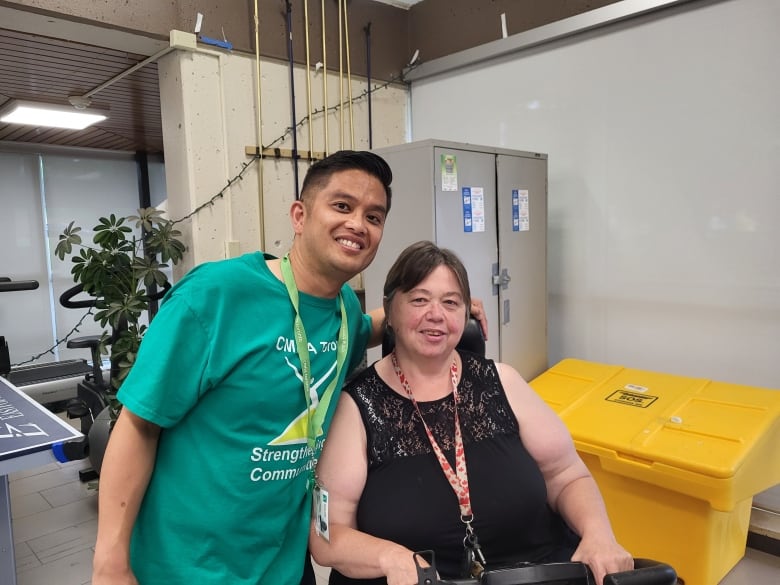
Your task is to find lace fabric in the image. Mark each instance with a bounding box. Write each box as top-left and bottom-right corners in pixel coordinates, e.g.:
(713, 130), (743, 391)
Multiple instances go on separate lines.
(346, 351), (520, 467)
(333, 351), (580, 585)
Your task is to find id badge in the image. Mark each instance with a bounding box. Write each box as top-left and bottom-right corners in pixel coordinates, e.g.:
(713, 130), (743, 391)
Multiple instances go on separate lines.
(313, 483), (330, 542)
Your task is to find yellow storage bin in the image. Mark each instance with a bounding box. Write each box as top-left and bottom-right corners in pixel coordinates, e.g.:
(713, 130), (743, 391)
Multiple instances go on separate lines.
(529, 358), (780, 585)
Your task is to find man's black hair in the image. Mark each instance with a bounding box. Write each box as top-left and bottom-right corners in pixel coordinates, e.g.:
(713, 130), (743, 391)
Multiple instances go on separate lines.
(300, 150), (393, 213)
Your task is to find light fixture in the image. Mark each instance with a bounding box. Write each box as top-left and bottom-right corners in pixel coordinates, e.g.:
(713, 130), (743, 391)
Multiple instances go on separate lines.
(0, 99), (107, 130)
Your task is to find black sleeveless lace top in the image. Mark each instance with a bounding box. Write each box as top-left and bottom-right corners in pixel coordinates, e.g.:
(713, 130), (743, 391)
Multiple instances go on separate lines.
(329, 351), (578, 585)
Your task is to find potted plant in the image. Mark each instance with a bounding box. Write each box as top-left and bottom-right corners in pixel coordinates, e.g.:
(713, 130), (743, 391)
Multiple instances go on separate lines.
(54, 208), (186, 418)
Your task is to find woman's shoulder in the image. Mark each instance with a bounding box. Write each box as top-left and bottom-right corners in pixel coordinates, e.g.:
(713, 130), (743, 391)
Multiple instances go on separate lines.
(344, 362), (381, 394)
(458, 349), (500, 380)
(345, 362), (403, 405)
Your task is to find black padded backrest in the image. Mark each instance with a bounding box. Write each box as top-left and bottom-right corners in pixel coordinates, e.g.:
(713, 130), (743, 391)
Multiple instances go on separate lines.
(381, 316), (485, 357)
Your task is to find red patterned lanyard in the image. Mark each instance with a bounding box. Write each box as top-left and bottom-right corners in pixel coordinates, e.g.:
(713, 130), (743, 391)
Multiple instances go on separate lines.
(391, 351), (474, 521)
(391, 351), (486, 575)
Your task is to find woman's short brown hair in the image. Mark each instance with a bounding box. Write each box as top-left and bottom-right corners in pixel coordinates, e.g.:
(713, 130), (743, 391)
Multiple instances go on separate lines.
(383, 240), (471, 324)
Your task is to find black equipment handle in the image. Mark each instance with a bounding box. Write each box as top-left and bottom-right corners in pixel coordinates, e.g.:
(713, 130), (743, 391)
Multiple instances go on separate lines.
(59, 281), (171, 309)
(415, 551), (677, 585)
(60, 283), (94, 309)
(1, 278), (41, 375)
(0, 279), (39, 293)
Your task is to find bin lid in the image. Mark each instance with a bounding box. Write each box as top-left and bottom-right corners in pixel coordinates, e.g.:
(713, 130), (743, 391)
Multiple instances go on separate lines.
(529, 359), (780, 490)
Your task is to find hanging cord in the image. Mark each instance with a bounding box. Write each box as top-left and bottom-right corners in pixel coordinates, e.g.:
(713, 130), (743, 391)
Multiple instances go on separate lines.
(365, 22), (372, 149)
(344, 0), (354, 148)
(177, 63), (419, 222)
(254, 0), (266, 248)
(338, 0), (344, 150)
(321, 0), (329, 155)
(14, 65), (418, 367)
(285, 0), (301, 199)
(303, 0), (314, 160)
(11, 308), (94, 367)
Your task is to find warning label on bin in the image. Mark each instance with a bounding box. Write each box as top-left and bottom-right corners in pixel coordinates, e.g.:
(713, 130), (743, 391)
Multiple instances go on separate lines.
(606, 390), (658, 408)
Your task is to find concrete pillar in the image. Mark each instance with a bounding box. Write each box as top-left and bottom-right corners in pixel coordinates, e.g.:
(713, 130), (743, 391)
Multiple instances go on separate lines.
(158, 49), (260, 278)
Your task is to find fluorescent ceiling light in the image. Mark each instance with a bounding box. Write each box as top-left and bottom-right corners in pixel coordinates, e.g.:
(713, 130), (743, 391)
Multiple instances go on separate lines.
(0, 100), (107, 130)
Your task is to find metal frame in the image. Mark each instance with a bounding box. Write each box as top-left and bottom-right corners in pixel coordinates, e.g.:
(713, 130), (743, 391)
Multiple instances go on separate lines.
(406, 0), (706, 82)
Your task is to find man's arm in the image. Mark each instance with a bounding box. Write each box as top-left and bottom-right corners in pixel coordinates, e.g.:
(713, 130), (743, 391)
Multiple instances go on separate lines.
(92, 408), (161, 585)
(366, 307), (386, 348)
(469, 297), (488, 340)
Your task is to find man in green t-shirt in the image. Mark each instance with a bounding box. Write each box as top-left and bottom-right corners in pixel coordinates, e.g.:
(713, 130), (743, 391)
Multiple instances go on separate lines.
(92, 150), (486, 585)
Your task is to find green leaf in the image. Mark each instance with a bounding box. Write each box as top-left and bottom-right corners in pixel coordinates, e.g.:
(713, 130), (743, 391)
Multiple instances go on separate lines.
(93, 215), (133, 249)
(53, 208), (187, 405)
(54, 221), (84, 260)
(129, 207), (166, 232)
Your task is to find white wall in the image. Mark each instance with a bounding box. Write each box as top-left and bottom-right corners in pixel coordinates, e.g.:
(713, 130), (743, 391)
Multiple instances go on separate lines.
(410, 0), (779, 388)
(158, 49), (408, 279)
(0, 148), (165, 365)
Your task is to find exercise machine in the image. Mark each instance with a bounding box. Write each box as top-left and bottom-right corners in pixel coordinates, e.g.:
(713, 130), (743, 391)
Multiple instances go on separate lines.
(0, 277), (92, 405)
(58, 281), (170, 480)
(59, 285), (112, 434)
(57, 283), (117, 481)
(1, 278), (114, 480)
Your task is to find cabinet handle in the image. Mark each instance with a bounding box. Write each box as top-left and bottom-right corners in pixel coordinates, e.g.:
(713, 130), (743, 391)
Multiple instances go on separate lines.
(491, 269), (512, 289)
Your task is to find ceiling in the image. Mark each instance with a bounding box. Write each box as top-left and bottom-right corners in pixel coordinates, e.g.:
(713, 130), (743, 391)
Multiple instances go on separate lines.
(0, 27), (164, 154)
(0, 1), (421, 156)
(373, 0), (423, 6)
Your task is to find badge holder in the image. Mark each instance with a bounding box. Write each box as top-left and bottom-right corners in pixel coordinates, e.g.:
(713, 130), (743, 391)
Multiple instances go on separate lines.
(463, 524), (486, 578)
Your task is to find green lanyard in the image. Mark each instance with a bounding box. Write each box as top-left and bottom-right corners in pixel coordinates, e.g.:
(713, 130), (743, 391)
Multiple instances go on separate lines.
(280, 255), (349, 452)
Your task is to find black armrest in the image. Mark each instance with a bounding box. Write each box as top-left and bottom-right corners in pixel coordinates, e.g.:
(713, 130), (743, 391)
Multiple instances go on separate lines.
(603, 558), (677, 585)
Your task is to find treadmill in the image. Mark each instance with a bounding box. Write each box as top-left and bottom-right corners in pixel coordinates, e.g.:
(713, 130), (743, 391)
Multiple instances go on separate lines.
(0, 277), (92, 406)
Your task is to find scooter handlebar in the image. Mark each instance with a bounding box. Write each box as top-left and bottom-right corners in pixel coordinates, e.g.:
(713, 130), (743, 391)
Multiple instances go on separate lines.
(603, 558), (677, 585)
(415, 552), (677, 585)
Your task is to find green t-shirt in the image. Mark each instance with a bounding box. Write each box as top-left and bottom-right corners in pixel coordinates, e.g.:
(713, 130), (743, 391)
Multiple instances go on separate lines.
(117, 252), (372, 585)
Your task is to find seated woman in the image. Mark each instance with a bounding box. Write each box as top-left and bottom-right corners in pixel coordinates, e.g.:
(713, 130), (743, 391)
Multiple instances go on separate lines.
(309, 241), (632, 585)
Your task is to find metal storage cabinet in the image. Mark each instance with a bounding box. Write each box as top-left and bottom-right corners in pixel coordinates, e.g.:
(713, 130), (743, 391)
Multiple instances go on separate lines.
(366, 139), (548, 380)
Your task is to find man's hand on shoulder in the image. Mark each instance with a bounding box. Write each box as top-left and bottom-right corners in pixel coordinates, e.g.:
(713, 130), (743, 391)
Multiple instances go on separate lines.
(470, 297), (488, 340)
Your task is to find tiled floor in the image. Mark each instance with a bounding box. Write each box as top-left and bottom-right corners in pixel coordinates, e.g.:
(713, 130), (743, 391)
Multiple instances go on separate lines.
(10, 457), (97, 585)
(8, 448), (333, 585)
(8, 441), (780, 585)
